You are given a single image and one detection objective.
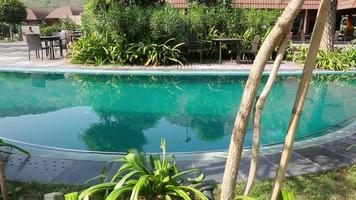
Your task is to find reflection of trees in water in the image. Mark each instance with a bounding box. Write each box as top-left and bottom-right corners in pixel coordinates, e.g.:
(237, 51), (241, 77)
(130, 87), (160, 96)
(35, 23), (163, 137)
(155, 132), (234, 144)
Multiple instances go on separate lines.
(72, 75), (182, 152)
(0, 72), (78, 117)
(79, 113), (161, 152)
(73, 74), (356, 151)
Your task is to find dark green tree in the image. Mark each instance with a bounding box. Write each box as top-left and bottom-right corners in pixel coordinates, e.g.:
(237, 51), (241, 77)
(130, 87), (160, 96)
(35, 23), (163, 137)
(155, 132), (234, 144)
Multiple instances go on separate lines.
(0, 0), (27, 40)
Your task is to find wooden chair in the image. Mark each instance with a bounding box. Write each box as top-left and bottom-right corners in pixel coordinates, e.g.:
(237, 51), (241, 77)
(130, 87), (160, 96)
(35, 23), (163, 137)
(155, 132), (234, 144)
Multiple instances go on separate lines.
(25, 34), (50, 60)
(187, 35), (211, 63)
(240, 35), (260, 62)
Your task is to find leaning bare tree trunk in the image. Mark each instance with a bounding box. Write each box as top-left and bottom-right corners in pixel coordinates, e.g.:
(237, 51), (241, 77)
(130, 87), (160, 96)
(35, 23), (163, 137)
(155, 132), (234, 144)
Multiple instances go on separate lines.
(320, 0), (338, 51)
(270, 1), (331, 199)
(0, 157), (9, 200)
(220, 1), (305, 199)
(243, 30), (291, 196)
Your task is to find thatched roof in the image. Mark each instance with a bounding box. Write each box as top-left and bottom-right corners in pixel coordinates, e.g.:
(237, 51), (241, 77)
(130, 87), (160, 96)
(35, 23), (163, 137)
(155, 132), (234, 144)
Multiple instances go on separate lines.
(26, 8), (48, 21)
(46, 6), (83, 19)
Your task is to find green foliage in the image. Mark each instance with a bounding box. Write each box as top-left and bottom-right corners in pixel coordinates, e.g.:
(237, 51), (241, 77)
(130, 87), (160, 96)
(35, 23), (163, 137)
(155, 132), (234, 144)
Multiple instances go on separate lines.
(40, 24), (58, 36)
(74, 1), (282, 66)
(66, 139), (209, 200)
(69, 33), (184, 66)
(150, 6), (187, 43)
(69, 32), (125, 65)
(0, 139), (30, 156)
(59, 17), (78, 30)
(286, 45), (356, 71)
(125, 39), (185, 66)
(0, 0), (27, 25)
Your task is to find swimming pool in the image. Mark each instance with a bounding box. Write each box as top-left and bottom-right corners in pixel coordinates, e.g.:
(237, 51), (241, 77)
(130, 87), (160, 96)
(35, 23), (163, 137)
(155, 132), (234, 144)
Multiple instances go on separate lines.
(0, 72), (355, 153)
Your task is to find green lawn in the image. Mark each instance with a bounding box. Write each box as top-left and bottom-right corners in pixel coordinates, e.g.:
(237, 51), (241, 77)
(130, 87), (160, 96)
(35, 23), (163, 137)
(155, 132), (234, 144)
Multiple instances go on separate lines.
(9, 164), (356, 200)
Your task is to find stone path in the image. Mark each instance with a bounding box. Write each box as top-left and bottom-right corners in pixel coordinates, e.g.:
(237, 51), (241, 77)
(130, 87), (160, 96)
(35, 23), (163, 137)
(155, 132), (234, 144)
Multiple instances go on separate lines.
(0, 42), (302, 72)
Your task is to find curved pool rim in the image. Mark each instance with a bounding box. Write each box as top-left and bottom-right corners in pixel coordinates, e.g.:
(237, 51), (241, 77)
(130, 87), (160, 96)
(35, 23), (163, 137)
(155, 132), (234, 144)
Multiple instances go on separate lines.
(0, 66), (355, 76)
(2, 116), (355, 162)
(1, 69), (355, 161)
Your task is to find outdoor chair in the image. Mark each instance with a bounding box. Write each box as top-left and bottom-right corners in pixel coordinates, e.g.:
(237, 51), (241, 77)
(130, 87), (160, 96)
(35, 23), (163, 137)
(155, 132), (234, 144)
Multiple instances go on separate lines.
(26, 34), (50, 60)
(187, 35), (212, 63)
(53, 31), (69, 53)
(240, 35), (260, 62)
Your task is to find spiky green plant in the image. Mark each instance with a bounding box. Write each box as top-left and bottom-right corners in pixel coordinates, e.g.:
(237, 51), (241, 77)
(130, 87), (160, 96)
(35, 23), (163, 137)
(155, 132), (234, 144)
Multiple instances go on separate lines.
(66, 139), (209, 200)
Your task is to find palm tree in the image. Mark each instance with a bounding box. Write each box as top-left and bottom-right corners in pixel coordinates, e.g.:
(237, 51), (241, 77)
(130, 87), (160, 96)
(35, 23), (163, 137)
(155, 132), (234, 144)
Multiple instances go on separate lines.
(0, 139), (30, 200)
(320, 0), (338, 51)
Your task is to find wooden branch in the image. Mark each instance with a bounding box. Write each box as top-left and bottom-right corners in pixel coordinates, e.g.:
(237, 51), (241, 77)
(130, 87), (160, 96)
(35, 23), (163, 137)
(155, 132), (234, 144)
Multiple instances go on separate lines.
(270, 1), (331, 199)
(219, 1), (305, 199)
(243, 30), (291, 196)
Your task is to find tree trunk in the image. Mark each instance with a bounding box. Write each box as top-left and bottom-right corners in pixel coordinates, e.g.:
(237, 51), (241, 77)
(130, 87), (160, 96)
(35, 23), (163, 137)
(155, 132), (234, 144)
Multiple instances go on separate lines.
(219, 1), (305, 199)
(243, 30), (291, 196)
(270, 1), (331, 199)
(9, 25), (13, 42)
(0, 157), (9, 200)
(320, 0), (337, 51)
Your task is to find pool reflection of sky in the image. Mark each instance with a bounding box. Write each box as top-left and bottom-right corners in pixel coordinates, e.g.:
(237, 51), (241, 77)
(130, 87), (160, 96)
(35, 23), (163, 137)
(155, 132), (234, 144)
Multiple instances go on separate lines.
(0, 73), (355, 153)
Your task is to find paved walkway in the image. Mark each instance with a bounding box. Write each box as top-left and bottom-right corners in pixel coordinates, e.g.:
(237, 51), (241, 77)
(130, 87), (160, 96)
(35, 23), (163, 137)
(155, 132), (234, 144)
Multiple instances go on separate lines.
(0, 42), (302, 72)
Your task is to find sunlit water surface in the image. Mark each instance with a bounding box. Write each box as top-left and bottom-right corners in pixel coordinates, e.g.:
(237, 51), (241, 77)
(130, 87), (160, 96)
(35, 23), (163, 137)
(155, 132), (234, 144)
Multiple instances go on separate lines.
(0, 72), (355, 153)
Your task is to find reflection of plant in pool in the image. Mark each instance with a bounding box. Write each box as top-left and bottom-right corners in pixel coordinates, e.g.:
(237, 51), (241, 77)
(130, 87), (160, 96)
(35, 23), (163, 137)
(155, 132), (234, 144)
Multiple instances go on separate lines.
(66, 139), (209, 200)
(79, 113), (161, 152)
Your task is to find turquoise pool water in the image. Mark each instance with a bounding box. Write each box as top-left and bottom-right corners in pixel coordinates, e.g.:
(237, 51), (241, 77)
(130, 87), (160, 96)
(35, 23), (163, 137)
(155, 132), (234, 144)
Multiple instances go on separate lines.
(0, 72), (355, 153)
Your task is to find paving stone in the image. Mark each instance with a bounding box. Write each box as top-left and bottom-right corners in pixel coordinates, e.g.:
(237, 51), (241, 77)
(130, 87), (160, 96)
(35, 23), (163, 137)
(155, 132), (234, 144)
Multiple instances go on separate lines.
(295, 146), (351, 170)
(321, 140), (356, 162)
(339, 134), (356, 145)
(54, 160), (111, 185)
(5, 154), (72, 183)
(238, 156), (278, 180)
(263, 151), (322, 176)
(186, 159), (244, 182)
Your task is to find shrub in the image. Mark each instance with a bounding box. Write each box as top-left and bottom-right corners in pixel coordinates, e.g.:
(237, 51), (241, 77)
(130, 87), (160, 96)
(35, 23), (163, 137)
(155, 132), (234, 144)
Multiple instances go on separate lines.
(125, 39), (185, 66)
(150, 6), (187, 43)
(59, 16), (78, 30)
(40, 24), (58, 36)
(69, 32), (126, 65)
(75, 1), (282, 66)
(66, 140), (209, 200)
(286, 44), (356, 71)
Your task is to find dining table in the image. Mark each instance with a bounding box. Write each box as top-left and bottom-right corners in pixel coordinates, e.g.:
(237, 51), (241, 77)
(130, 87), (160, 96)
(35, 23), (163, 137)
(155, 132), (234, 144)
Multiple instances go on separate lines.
(212, 38), (241, 64)
(40, 36), (63, 59)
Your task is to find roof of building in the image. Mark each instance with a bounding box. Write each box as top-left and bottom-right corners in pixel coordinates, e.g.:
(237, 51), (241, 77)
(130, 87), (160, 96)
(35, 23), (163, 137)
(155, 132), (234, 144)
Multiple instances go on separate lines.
(338, 0), (356, 10)
(26, 8), (49, 21)
(46, 6), (83, 19)
(168, 0), (356, 10)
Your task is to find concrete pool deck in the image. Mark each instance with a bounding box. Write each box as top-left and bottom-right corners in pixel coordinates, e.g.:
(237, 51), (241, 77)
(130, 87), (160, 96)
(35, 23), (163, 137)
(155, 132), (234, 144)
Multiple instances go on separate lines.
(0, 42), (304, 73)
(1, 42), (356, 185)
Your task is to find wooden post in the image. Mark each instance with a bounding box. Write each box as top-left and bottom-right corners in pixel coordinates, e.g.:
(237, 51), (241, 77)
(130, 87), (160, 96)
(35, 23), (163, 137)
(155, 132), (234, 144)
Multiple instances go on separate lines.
(244, 29), (291, 196)
(219, 1), (305, 199)
(303, 9), (308, 34)
(0, 157), (9, 200)
(270, 0), (331, 199)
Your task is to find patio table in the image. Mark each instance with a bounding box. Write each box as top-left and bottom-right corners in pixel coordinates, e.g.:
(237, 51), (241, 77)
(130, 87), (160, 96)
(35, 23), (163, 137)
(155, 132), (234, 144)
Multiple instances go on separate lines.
(40, 36), (63, 59)
(212, 38), (241, 64)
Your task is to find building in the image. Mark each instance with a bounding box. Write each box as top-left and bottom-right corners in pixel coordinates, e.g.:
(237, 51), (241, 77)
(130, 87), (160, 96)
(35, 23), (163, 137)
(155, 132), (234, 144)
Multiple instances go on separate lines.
(45, 6), (83, 26)
(25, 8), (48, 25)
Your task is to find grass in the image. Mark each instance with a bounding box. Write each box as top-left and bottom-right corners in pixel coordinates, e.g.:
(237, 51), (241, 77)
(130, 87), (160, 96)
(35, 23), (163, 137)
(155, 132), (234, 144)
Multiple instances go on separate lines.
(9, 164), (356, 200)
(215, 164), (356, 200)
